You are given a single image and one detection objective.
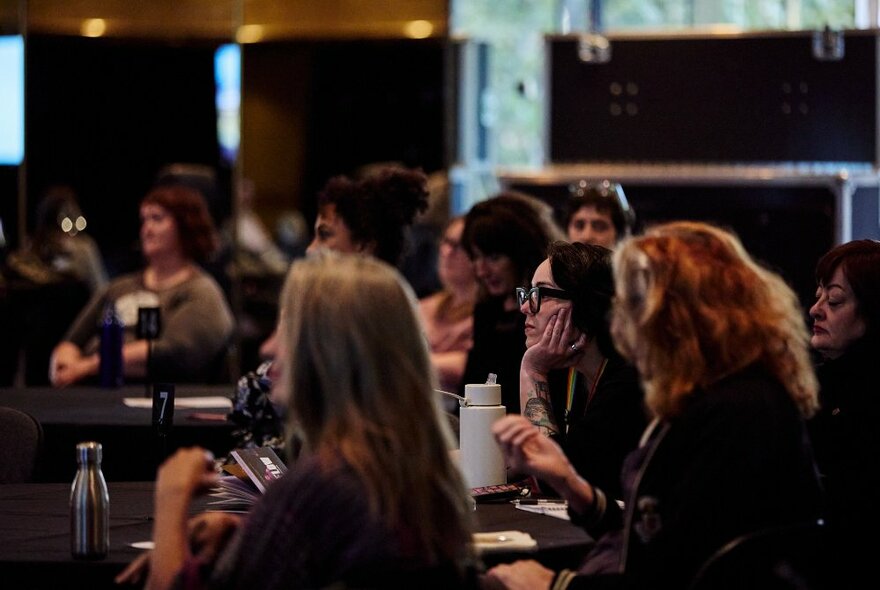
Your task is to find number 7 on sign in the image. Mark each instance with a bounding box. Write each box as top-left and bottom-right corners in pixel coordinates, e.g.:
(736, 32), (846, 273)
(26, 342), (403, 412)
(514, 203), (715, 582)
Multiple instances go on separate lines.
(152, 383), (175, 433)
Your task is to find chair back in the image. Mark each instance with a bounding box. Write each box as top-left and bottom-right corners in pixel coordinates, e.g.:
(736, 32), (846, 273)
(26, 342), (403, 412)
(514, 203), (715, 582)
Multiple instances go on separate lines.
(0, 407), (44, 483)
(688, 520), (831, 590)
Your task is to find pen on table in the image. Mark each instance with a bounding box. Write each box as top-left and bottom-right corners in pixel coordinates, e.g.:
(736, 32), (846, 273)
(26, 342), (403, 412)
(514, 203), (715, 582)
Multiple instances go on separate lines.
(512, 498), (568, 505)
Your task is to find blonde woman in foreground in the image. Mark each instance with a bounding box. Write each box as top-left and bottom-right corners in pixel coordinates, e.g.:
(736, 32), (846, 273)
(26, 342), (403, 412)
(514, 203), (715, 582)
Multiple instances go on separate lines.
(119, 251), (478, 590)
(487, 221), (825, 590)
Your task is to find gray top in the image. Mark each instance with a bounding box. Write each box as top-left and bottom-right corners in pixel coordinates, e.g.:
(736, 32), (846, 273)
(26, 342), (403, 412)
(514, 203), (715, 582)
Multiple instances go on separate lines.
(64, 268), (235, 383)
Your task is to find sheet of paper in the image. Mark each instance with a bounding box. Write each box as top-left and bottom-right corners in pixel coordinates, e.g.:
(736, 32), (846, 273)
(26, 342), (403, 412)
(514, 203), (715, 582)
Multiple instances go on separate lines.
(123, 396), (232, 409)
(514, 503), (571, 521)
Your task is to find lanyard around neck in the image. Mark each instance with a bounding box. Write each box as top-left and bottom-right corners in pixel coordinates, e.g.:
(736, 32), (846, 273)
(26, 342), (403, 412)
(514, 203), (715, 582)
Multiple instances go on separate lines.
(565, 358), (609, 433)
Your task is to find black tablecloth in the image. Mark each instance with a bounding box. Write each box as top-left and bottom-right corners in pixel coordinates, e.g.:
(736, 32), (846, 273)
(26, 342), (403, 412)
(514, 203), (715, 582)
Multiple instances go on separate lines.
(0, 482), (593, 589)
(0, 385), (236, 482)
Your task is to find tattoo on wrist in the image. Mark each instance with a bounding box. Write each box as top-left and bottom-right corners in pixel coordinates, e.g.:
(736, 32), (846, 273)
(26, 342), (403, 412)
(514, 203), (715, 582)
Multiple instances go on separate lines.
(524, 397), (559, 435)
(524, 380), (551, 401)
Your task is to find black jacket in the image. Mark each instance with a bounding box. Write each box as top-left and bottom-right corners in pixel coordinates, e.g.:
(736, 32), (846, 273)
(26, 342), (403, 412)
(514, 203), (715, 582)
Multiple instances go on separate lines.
(565, 366), (825, 590)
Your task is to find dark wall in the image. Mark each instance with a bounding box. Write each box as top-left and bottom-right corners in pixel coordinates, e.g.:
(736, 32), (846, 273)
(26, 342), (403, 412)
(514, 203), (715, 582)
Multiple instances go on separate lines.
(304, 39), (447, 205)
(242, 38), (448, 225)
(25, 35), (226, 276)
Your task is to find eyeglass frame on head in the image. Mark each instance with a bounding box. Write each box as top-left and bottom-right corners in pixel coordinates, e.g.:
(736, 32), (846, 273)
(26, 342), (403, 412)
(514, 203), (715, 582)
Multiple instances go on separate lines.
(516, 286), (573, 314)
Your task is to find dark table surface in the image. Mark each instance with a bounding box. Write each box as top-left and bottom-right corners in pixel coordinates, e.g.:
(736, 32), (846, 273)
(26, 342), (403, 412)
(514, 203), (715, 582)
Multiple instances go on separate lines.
(0, 385), (237, 482)
(0, 482), (593, 589)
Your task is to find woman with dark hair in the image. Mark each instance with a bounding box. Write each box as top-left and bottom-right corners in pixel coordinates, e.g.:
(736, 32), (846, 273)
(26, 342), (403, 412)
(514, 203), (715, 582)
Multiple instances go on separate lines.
(459, 191), (564, 412)
(307, 166), (429, 267)
(1, 184), (108, 385)
(28, 183), (108, 294)
(517, 241), (647, 498)
(255, 166), (429, 360)
(807, 239), (880, 586)
(49, 184), (234, 386)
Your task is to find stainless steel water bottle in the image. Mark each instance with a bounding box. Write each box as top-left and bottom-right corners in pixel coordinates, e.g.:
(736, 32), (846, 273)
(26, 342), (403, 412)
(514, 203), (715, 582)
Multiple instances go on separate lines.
(70, 441), (109, 559)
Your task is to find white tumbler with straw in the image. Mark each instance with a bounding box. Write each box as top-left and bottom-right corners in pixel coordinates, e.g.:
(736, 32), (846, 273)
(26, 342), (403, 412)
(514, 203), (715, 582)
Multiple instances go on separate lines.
(459, 376), (506, 489)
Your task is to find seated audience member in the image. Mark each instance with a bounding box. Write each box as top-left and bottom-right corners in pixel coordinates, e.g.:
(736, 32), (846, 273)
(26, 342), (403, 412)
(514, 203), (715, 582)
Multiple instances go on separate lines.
(221, 177), (292, 372)
(26, 183), (108, 294)
(49, 184), (234, 386)
(486, 221), (824, 590)
(223, 176), (291, 278)
(307, 165), (429, 267)
(2, 184), (108, 385)
(518, 241), (647, 499)
(807, 239), (880, 586)
(402, 169), (452, 298)
(256, 165), (430, 358)
(459, 191), (564, 412)
(117, 252), (478, 590)
(419, 215), (478, 398)
(564, 180), (635, 249)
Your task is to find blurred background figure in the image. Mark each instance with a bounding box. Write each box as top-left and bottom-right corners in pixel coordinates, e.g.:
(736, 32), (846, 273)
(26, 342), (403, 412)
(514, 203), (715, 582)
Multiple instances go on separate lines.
(49, 183), (234, 386)
(223, 177), (293, 372)
(459, 191), (564, 411)
(564, 180), (636, 249)
(418, 215), (477, 401)
(275, 209), (310, 262)
(224, 177), (290, 278)
(27, 184), (107, 293)
(0, 184), (108, 385)
(807, 239), (880, 587)
(402, 169), (452, 298)
(120, 252), (479, 590)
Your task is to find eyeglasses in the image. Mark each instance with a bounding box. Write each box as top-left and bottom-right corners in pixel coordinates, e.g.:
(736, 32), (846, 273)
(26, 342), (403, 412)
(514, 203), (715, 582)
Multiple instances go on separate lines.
(516, 286), (573, 314)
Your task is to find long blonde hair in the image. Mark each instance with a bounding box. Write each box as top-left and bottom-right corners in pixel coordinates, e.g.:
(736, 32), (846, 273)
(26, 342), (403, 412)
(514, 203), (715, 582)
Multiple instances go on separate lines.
(276, 251), (474, 563)
(611, 221), (818, 419)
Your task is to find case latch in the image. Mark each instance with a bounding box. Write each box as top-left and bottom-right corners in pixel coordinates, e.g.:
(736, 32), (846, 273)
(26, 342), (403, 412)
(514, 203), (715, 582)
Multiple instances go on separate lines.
(812, 25), (844, 62)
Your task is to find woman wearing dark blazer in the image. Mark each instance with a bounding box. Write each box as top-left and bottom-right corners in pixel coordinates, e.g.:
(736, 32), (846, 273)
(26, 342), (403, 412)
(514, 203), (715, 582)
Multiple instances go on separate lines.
(807, 239), (880, 587)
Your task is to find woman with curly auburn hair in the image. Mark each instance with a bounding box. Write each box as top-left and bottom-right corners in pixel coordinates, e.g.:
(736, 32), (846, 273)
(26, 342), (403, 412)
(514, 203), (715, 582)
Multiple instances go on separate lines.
(611, 221), (818, 420)
(486, 221), (824, 590)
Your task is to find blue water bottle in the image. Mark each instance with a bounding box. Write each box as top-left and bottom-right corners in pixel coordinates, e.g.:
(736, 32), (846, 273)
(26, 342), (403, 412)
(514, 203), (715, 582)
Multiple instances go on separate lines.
(99, 303), (124, 388)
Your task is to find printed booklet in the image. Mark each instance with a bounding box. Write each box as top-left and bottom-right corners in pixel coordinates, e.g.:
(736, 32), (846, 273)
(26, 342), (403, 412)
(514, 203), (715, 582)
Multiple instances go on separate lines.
(208, 447), (287, 510)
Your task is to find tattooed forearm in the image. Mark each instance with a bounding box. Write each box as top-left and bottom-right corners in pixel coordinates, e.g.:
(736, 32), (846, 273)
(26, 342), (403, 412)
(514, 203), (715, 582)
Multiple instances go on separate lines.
(524, 395), (558, 436)
(524, 380), (551, 401)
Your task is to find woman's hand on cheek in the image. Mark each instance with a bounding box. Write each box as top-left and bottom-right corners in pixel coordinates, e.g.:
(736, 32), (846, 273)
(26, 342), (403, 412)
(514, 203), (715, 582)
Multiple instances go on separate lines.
(523, 308), (584, 373)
